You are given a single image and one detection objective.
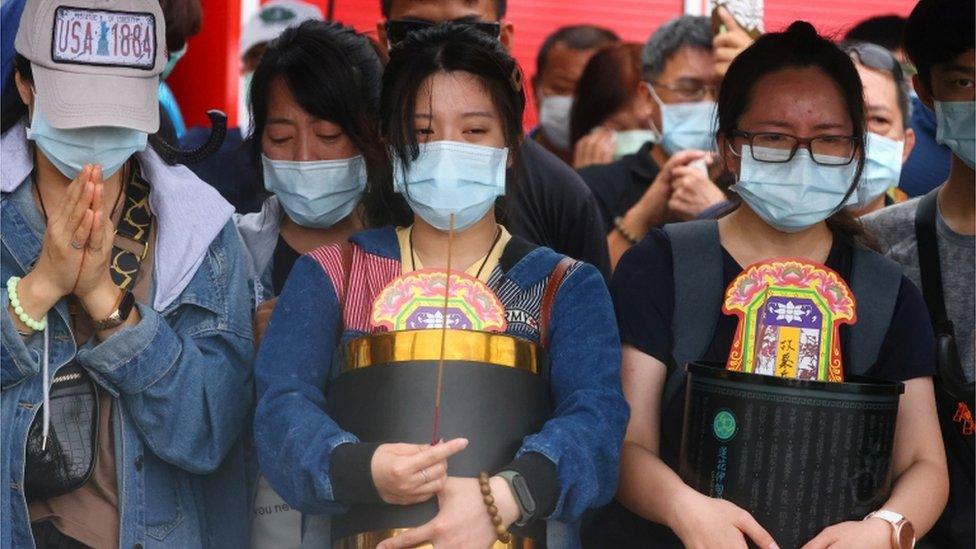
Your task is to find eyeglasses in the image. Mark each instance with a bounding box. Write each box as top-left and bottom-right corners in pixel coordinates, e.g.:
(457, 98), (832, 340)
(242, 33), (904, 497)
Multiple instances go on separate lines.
(385, 19), (501, 48)
(728, 130), (861, 165)
(840, 42), (906, 85)
(650, 79), (718, 101)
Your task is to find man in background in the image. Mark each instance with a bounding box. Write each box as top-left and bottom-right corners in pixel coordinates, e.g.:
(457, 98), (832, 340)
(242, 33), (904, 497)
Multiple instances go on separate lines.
(530, 25), (619, 164)
(863, 1), (975, 546)
(845, 13), (952, 198)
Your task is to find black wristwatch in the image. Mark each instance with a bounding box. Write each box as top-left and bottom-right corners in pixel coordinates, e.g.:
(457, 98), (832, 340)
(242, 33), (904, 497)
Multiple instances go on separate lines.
(92, 291), (135, 331)
(497, 470), (537, 527)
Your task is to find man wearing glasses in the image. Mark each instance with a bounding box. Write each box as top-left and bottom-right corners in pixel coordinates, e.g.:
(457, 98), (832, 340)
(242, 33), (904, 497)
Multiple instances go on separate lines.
(576, 16), (728, 268)
(375, 0), (612, 280)
(840, 41), (917, 215)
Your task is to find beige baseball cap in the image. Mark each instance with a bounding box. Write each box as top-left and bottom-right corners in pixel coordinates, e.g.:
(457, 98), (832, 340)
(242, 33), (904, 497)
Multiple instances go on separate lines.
(15, 0), (166, 132)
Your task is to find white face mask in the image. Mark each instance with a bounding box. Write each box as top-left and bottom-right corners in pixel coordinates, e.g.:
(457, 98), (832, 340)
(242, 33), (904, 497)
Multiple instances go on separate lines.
(394, 141), (508, 232)
(538, 95), (573, 151)
(647, 83), (717, 154)
(731, 145), (857, 233)
(934, 100), (976, 169)
(26, 101), (147, 179)
(614, 130), (656, 159)
(849, 132), (904, 211)
(261, 154), (366, 228)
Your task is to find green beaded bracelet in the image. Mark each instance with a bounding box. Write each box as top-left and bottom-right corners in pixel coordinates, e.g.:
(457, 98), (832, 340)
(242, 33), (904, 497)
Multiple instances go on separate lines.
(6, 276), (46, 332)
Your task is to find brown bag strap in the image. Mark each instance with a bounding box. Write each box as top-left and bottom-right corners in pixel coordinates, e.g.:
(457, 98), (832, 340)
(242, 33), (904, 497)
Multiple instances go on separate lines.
(539, 257), (576, 349)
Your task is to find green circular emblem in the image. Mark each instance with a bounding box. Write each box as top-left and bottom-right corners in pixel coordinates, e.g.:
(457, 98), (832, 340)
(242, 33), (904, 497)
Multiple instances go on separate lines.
(712, 409), (737, 441)
(260, 7), (297, 23)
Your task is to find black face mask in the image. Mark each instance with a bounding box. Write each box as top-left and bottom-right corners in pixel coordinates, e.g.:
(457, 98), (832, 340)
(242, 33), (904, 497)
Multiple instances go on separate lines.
(384, 18), (500, 48)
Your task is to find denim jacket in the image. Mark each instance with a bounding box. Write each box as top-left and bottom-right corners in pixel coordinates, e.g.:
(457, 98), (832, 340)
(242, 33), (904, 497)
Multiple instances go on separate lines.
(253, 227), (628, 548)
(1, 129), (255, 548)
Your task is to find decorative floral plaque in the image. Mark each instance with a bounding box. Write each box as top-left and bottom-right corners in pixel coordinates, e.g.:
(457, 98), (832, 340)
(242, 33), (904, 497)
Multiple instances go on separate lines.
(371, 269), (507, 332)
(723, 259), (856, 382)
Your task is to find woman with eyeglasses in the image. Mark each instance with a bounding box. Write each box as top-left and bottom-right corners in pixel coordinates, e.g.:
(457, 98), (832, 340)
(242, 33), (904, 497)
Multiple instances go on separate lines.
(593, 22), (948, 549)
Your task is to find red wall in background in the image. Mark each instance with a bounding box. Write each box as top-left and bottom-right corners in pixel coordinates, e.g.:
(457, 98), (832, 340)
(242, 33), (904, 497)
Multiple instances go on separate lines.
(170, 0), (916, 130)
(167, 1), (242, 129)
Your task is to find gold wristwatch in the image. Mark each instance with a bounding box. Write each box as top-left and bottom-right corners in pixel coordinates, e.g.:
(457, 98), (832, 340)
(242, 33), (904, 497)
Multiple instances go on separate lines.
(92, 291), (135, 331)
(866, 509), (915, 549)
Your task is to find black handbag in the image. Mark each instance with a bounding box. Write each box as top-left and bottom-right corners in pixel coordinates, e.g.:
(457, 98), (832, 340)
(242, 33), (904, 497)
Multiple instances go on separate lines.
(24, 364), (100, 502)
(23, 167), (153, 502)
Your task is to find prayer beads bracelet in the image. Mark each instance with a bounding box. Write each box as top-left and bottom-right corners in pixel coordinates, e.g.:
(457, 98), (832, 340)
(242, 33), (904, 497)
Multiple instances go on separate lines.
(478, 472), (512, 544)
(6, 277), (47, 332)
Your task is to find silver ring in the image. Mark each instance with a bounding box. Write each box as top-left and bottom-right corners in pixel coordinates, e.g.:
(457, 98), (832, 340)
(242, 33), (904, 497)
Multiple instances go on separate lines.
(70, 240), (84, 250)
(420, 468), (430, 484)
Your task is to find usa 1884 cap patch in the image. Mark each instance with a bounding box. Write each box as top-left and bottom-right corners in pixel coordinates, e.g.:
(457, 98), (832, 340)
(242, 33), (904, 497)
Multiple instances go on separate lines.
(52, 7), (156, 70)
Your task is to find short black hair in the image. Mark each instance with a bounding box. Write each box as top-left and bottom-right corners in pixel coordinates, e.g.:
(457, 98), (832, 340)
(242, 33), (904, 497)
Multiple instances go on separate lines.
(371, 23), (524, 227)
(903, 0), (975, 90)
(380, 0), (507, 19)
(843, 15), (905, 52)
(248, 20), (386, 203)
(641, 15), (712, 81)
(840, 41), (912, 129)
(159, 0), (203, 52)
(535, 25), (619, 80)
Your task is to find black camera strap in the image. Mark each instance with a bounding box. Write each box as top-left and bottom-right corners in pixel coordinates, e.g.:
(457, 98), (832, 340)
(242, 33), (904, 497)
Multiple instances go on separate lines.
(914, 188), (974, 463)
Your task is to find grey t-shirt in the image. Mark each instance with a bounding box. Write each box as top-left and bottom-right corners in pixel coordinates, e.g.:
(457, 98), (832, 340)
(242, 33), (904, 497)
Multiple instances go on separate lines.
(863, 195), (975, 382)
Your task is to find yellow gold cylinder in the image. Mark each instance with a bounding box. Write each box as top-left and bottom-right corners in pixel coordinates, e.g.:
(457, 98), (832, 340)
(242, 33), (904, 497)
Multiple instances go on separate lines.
(342, 329), (542, 374)
(333, 529), (539, 549)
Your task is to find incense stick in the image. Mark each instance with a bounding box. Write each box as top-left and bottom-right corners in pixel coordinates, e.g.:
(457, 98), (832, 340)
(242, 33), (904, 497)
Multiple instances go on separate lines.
(431, 213), (455, 444)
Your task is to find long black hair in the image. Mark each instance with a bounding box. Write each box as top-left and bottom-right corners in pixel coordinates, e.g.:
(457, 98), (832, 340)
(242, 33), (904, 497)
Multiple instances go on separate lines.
(717, 21), (872, 245)
(248, 20), (387, 202)
(368, 23), (526, 228)
(1, 54), (32, 134)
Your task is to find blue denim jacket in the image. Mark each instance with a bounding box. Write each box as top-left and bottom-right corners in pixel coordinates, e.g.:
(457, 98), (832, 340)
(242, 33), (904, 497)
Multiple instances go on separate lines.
(1, 170), (255, 547)
(253, 227), (628, 547)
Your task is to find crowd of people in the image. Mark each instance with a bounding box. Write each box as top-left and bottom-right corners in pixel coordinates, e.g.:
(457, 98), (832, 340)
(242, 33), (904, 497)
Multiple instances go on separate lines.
(0, 0), (973, 548)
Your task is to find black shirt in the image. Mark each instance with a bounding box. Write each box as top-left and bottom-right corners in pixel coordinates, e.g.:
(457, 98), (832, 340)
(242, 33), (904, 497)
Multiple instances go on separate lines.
(271, 234), (301, 296)
(505, 139), (611, 279)
(586, 228), (936, 547)
(577, 141), (660, 234)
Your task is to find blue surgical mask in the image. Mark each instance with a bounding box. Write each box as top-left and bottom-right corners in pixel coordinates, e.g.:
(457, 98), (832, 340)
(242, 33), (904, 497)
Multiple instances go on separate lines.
(648, 84), (717, 154)
(161, 43), (188, 81)
(26, 102), (147, 179)
(538, 95), (573, 151)
(934, 100), (976, 169)
(731, 145), (857, 233)
(614, 130), (656, 160)
(394, 141), (507, 232)
(850, 132), (903, 211)
(262, 154), (366, 229)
